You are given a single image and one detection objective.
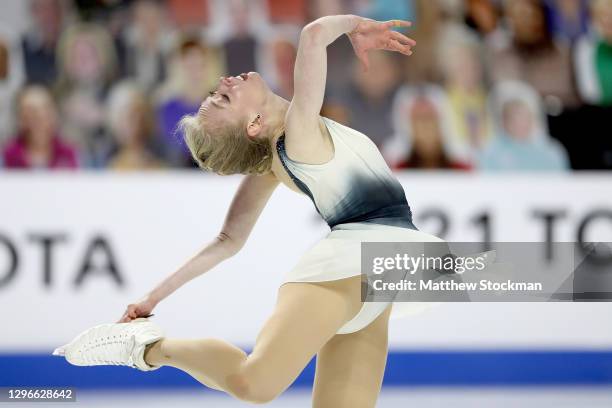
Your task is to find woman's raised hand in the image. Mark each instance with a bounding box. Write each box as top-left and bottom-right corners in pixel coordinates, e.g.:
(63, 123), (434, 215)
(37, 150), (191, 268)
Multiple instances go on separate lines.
(118, 295), (158, 323)
(348, 18), (416, 72)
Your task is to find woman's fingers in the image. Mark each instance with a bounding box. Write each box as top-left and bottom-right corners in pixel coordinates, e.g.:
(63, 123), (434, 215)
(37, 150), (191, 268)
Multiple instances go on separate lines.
(384, 19), (412, 29)
(385, 39), (413, 56)
(119, 306), (137, 322)
(390, 31), (416, 47)
(116, 299), (155, 323)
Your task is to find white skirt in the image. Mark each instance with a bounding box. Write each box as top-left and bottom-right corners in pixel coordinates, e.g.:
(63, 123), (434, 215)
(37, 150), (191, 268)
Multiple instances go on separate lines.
(281, 222), (446, 326)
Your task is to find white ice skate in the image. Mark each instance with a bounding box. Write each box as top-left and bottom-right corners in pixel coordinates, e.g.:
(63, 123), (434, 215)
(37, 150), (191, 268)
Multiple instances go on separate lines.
(52, 317), (164, 371)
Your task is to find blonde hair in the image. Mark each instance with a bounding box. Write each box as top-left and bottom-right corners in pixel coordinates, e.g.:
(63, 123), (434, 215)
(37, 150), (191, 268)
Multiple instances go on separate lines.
(178, 114), (273, 175)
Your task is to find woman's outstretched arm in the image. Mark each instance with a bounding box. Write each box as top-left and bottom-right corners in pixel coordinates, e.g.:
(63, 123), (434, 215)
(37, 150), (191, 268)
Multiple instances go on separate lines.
(118, 172), (279, 322)
(289, 15), (361, 124)
(286, 15), (415, 155)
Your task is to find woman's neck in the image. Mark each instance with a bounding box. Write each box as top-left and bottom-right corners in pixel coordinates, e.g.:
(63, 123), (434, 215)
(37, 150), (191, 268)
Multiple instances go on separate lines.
(263, 93), (290, 139)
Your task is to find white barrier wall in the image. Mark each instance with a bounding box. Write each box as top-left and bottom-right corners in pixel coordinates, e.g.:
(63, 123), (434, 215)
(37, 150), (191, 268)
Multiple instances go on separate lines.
(0, 172), (611, 350)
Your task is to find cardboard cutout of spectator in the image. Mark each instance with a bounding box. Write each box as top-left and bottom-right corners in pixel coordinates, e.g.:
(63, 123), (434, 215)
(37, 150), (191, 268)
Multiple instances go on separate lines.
(479, 80), (570, 171)
(2, 85), (78, 169)
(382, 84), (471, 170)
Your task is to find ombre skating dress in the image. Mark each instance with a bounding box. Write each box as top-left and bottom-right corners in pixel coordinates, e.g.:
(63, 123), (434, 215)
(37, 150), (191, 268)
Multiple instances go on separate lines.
(276, 117), (444, 334)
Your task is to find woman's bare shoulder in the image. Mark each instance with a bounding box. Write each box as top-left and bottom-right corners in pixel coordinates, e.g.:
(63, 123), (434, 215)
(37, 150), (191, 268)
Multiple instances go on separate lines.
(280, 116), (333, 165)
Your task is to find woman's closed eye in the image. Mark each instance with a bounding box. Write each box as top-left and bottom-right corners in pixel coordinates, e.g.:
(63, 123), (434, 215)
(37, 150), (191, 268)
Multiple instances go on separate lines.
(209, 91), (230, 103)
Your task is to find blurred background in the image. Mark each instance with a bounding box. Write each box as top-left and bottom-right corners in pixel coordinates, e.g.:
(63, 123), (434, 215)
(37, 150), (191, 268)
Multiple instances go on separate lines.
(0, 0), (611, 170)
(0, 0), (612, 407)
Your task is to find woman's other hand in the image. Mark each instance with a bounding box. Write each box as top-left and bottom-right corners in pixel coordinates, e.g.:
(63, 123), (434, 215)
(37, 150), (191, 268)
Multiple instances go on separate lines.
(348, 19), (415, 72)
(118, 295), (158, 323)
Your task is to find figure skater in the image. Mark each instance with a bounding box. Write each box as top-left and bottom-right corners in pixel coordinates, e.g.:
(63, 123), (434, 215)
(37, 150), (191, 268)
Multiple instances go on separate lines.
(53, 15), (441, 407)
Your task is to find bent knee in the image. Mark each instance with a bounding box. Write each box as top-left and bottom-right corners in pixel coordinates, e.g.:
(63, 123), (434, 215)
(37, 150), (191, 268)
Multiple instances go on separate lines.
(225, 371), (283, 404)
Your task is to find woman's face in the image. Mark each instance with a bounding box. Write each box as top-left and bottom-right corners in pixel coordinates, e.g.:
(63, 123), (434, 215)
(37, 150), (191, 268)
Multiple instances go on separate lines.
(198, 72), (271, 133)
(19, 88), (57, 144)
(502, 100), (534, 141)
(409, 98), (443, 157)
(134, 0), (163, 38)
(115, 96), (147, 146)
(506, 0), (547, 44)
(180, 47), (207, 83)
(68, 35), (103, 83)
(467, 0), (498, 33)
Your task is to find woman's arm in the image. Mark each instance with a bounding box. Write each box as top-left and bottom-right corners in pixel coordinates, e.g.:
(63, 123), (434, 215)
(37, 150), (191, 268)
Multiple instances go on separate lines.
(289, 15), (361, 125)
(285, 15), (414, 159)
(119, 172), (279, 321)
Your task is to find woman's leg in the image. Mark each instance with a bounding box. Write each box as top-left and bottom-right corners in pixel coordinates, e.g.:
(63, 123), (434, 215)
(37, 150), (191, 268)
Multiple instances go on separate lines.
(144, 275), (364, 403)
(312, 304), (392, 408)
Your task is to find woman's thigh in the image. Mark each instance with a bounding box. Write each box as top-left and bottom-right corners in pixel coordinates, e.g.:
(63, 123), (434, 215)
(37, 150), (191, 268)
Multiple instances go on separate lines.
(242, 275), (364, 398)
(312, 304), (392, 408)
